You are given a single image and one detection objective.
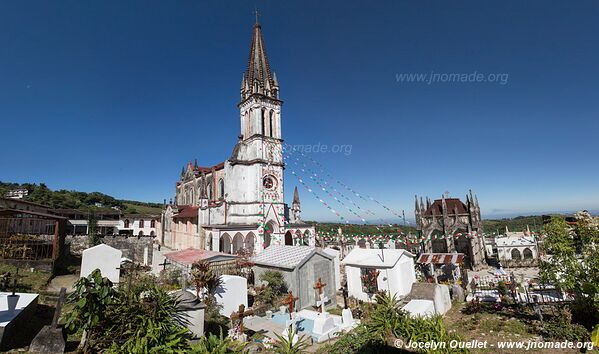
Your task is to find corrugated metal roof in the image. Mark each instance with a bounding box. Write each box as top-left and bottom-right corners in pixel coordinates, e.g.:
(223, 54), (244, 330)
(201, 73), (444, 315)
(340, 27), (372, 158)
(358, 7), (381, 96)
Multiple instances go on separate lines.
(251, 245), (328, 270)
(417, 253), (464, 265)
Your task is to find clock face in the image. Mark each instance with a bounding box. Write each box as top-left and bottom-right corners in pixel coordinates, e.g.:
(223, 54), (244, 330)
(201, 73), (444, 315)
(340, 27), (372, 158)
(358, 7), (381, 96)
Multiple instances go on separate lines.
(263, 175), (277, 190)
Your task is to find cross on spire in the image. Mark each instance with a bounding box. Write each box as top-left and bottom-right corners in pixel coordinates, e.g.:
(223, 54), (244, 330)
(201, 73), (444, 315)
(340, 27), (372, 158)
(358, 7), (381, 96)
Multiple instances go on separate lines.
(254, 8), (260, 25)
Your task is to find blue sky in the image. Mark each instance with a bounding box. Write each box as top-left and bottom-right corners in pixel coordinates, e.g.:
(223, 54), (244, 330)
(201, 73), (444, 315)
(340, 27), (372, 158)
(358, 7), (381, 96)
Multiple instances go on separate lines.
(1, 1), (598, 221)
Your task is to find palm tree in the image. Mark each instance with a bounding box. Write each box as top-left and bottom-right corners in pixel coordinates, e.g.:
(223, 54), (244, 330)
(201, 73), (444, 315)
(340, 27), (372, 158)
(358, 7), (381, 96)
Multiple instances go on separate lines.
(273, 330), (309, 354)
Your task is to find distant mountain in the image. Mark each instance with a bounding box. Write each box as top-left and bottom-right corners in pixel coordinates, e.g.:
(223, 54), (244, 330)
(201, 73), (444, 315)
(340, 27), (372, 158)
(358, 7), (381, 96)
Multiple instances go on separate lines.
(0, 181), (162, 214)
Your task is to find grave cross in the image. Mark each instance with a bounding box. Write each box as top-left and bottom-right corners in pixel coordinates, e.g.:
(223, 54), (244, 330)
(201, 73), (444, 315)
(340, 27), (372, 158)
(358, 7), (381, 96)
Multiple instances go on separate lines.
(230, 304), (253, 333)
(313, 277), (328, 313)
(281, 291), (299, 319)
(51, 287), (67, 329)
(158, 258), (171, 271)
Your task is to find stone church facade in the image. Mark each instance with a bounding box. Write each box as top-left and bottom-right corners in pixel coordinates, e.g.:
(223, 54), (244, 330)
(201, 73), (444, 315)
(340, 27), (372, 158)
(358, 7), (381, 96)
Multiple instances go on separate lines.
(158, 20), (314, 254)
(415, 191), (486, 269)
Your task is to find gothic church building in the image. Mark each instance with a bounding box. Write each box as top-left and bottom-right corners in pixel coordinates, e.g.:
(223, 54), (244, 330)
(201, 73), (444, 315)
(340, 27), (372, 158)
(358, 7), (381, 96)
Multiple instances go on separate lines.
(158, 20), (314, 255)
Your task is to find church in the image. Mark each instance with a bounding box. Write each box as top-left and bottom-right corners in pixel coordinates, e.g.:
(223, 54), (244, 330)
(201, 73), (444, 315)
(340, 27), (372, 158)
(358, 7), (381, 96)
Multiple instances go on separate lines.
(414, 191), (486, 270)
(157, 19), (315, 255)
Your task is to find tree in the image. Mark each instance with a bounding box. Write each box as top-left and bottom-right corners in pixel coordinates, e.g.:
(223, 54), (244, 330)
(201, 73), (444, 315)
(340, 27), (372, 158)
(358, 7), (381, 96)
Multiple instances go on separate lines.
(539, 212), (599, 328)
(63, 269), (117, 351)
(191, 260), (218, 300)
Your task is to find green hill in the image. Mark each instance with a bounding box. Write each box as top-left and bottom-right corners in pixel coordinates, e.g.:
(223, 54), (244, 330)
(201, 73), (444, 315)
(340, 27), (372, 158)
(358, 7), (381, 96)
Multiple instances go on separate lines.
(0, 181), (161, 214)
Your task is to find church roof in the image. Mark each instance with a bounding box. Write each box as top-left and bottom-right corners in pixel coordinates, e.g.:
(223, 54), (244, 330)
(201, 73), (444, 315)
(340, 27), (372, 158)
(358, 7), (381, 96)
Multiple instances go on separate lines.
(174, 205), (199, 219)
(293, 186), (300, 204)
(424, 198), (468, 216)
(241, 19), (278, 100)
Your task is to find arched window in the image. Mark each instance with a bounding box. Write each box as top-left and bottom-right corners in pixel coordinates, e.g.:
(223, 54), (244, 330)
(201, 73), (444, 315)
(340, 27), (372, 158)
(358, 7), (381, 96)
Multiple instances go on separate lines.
(511, 248), (522, 260)
(150, 219), (156, 228)
(207, 182), (212, 200)
(523, 248), (533, 259)
(219, 178), (225, 199)
(124, 219), (130, 228)
(261, 109), (266, 135)
(139, 219), (144, 228)
(269, 110), (274, 137)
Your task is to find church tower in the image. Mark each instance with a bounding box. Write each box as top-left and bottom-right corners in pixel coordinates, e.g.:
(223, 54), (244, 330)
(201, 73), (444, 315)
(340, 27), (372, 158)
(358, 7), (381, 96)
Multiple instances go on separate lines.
(225, 17), (285, 242)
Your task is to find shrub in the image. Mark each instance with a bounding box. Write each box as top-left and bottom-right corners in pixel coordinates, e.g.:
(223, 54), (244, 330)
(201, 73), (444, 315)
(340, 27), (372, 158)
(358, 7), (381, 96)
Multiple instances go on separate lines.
(542, 309), (590, 342)
(255, 271), (287, 306)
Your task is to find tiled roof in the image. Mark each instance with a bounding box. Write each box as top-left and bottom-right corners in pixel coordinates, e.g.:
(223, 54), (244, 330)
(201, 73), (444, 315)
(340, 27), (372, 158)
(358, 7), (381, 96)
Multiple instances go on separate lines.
(417, 253), (464, 265)
(174, 205), (199, 219)
(424, 198), (468, 216)
(252, 245), (327, 270)
(495, 236), (536, 247)
(164, 248), (237, 265)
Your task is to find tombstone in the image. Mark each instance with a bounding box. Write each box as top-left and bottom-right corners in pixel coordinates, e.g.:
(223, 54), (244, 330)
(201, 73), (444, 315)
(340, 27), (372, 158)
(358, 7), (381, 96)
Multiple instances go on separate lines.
(173, 290), (206, 339)
(450, 283), (465, 302)
(214, 275), (248, 318)
(80, 244), (122, 283)
(29, 288), (67, 353)
(323, 248), (341, 291)
(312, 312), (336, 337)
(0, 292), (39, 350)
(281, 291), (300, 344)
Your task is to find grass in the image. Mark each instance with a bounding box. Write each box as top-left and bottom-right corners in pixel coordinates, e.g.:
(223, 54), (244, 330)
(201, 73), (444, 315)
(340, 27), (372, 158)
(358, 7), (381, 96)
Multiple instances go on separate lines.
(0, 263), (52, 293)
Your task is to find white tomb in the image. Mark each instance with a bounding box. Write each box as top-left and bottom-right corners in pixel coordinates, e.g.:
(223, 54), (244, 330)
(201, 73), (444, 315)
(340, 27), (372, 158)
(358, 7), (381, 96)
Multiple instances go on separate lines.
(323, 247), (341, 291)
(1, 292), (39, 347)
(342, 248), (416, 302)
(214, 275), (247, 318)
(80, 244), (122, 283)
(404, 283), (452, 315)
(402, 299), (436, 318)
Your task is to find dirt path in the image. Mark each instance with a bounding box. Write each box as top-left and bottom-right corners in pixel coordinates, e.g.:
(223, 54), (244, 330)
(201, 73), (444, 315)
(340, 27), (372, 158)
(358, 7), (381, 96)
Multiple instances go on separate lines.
(45, 274), (79, 294)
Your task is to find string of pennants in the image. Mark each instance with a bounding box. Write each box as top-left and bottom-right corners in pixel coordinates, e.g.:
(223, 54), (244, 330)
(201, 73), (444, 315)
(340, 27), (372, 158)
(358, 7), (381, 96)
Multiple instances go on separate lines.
(284, 144), (408, 223)
(316, 231), (478, 244)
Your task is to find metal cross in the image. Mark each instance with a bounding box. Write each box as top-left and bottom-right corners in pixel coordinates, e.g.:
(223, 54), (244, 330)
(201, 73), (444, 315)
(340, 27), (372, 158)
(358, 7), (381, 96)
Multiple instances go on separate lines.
(281, 291), (298, 319)
(230, 304), (254, 333)
(254, 8), (260, 25)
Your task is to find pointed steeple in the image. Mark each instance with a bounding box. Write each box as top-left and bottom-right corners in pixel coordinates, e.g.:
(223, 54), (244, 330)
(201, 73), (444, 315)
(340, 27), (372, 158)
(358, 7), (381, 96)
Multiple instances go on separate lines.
(293, 186), (300, 204)
(241, 17), (279, 101)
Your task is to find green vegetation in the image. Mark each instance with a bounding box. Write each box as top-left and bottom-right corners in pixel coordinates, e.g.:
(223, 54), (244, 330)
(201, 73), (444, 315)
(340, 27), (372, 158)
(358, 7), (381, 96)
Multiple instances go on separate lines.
(539, 211), (599, 329)
(191, 330), (247, 353)
(0, 264), (52, 293)
(0, 181), (161, 214)
(255, 270), (288, 307)
(317, 293), (466, 354)
(481, 215), (544, 234)
(314, 222), (417, 236)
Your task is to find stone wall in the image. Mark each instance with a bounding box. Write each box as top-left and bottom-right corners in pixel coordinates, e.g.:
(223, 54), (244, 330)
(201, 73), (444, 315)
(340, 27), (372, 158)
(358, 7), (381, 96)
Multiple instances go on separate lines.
(102, 235), (154, 266)
(64, 235), (154, 266)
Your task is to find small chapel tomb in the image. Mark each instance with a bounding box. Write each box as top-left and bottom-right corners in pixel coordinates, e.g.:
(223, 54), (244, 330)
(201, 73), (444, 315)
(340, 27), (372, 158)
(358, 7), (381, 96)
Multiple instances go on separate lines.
(342, 248), (416, 302)
(252, 245), (337, 310)
(80, 244), (122, 283)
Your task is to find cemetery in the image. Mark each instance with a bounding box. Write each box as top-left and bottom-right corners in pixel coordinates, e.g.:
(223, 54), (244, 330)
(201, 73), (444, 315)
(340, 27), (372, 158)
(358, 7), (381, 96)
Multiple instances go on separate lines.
(0, 210), (595, 353)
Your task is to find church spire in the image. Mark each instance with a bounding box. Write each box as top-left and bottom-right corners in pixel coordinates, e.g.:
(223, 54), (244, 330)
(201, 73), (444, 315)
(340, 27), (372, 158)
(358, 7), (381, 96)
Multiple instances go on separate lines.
(241, 16), (279, 101)
(293, 186), (300, 204)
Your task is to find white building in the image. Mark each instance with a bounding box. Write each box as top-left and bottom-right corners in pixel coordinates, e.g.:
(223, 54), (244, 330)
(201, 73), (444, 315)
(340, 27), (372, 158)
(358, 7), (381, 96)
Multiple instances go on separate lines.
(4, 188), (28, 199)
(119, 214), (159, 237)
(342, 248), (416, 302)
(495, 232), (539, 267)
(158, 19), (314, 254)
